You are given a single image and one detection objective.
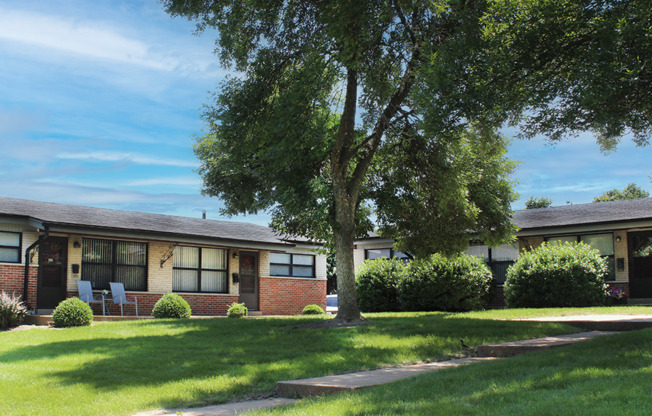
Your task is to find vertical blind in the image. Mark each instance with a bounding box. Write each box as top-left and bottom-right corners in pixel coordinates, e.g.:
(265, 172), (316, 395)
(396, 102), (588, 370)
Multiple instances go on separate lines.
(82, 238), (147, 291)
(172, 246), (228, 293)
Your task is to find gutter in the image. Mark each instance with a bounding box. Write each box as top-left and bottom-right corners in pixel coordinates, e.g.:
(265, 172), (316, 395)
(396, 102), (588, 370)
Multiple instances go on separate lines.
(23, 225), (49, 304)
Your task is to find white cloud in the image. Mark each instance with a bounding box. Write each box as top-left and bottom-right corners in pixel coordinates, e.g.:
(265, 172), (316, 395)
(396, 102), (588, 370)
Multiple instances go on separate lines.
(56, 151), (199, 168)
(125, 177), (202, 187)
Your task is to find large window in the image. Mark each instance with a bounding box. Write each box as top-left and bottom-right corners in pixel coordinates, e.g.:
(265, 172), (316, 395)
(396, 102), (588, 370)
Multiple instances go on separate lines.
(82, 238), (148, 291)
(270, 253), (315, 277)
(0, 231), (21, 263)
(173, 246), (228, 293)
(364, 248), (412, 261)
(464, 243), (519, 284)
(546, 233), (615, 280)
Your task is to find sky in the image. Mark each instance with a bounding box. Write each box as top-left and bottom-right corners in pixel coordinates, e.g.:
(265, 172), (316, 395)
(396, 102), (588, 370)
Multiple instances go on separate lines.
(1, 0), (650, 227)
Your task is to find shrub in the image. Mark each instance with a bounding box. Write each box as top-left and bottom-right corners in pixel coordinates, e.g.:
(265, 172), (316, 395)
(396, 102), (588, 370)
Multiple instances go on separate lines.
(227, 302), (248, 318)
(0, 291), (28, 330)
(152, 294), (192, 319)
(399, 254), (493, 312)
(504, 241), (608, 308)
(302, 304), (325, 315)
(52, 297), (93, 328)
(356, 258), (406, 312)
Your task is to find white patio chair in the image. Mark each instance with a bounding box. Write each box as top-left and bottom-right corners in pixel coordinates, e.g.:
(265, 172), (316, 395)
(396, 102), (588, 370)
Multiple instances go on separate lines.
(109, 282), (139, 316)
(77, 280), (105, 315)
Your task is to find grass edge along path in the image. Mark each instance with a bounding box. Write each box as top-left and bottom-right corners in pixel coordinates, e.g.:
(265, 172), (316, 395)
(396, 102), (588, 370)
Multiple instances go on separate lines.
(0, 311), (581, 416)
(252, 327), (652, 416)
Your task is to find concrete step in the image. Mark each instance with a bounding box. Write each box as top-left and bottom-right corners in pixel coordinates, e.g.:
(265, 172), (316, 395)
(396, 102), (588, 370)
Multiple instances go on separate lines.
(475, 331), (616, 358)
(133, 398), (297, 416)
(276, 357), (497, 398)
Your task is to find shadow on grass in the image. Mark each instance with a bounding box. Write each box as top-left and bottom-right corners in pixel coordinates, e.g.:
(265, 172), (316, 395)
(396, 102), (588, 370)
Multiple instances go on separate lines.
(0, 314), (576, 411)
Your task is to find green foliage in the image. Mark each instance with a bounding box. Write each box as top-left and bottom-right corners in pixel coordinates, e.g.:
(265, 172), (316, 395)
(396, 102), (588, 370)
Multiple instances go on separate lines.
(355, 258), (406, 312)
(301, 304), (325, 315)
(504, 242), (609, 308)
(52, 297), (93, 328)
(399, 254), (493, 312)
(227, 302), (248, 318)
(593, 183), (650, 202)
(525, 196), (553, 209)
(152, 294), (192, 319)
(0, 291), (27, 330)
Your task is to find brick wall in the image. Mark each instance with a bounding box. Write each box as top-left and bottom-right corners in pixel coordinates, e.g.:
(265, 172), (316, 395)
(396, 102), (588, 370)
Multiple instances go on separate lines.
(258, 276), (326, 315)
(0, 264), (38, 308)
(66, 291), (239, 316)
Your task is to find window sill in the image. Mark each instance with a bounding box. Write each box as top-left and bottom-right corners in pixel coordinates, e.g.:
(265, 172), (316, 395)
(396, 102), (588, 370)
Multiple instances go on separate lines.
(264, 275), (325, 281)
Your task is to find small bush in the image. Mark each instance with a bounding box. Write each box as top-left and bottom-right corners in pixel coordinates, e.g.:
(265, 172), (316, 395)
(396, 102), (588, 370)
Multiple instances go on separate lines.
(152, 294), (192, 319)
(302, 304), (325, 315)
(52, 297), (93, 328)
(0, 291), (28, 330)
(356, 258), (406, 312)
(227, 302), (248, 318)
(399, 254), (493, 312)
(504, 241), (608, 308)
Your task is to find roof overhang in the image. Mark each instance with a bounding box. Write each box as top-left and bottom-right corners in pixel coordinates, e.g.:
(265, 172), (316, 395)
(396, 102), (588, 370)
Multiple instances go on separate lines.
(516, 219), (652, 237)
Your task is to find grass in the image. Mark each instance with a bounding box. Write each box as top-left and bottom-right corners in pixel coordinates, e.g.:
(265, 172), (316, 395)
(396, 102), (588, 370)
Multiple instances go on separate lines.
(0, 311), (579, 416)
(253, 327), (652, 416)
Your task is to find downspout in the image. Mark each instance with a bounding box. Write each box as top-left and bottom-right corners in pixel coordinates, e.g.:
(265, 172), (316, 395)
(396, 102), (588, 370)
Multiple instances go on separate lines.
(23, 225), (49, 304)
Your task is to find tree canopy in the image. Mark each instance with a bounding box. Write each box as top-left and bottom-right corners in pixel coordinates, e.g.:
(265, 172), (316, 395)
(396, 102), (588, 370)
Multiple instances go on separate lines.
(525, 197), (553, 209)
(594, 183), (650, 202)
(164, 0), (649, 323)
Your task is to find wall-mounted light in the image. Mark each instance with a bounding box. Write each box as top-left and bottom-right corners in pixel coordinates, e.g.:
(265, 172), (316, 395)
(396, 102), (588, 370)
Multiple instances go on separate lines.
(73, 241), (81, 248)
(616, 236), (622, 242)
(232, 251), (239, 259)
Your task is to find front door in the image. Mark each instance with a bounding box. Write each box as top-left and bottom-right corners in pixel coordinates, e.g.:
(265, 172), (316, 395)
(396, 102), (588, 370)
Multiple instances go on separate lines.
(239, 252), (258, 310)
(37, 237), (68, 309)
(629, 231), (652, 298)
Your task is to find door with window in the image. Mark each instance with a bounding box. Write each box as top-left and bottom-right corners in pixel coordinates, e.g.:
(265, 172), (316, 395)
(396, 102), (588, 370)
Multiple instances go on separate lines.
(629, 231), (652, 298)
(37, 237), (68, 309)
(239, 252), (258, 310)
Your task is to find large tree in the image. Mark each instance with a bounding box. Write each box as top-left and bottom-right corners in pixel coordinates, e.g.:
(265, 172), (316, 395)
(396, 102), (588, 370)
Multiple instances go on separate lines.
(164, 0), (647, 323)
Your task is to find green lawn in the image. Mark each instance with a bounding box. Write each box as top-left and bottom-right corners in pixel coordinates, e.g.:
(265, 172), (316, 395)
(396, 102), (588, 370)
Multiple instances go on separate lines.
(0, 311), (577, 416)
(254, 326), (652, 416)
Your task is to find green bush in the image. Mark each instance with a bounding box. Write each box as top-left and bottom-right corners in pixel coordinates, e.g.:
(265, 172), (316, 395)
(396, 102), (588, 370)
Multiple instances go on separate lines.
(0, 291), (28, 330)
(504, 241), (608, 308)
(227, 302), (248, 318)
(399, 254), (493, 312)
(152, 294), (192, 319)
(302, 304), (325, 315)
(356, 258), (406, 312)
(52, 297), (93, 328)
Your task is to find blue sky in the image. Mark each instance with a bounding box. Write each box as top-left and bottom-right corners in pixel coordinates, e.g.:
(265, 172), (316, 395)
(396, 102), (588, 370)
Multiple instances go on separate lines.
(1, 0), (650, 226)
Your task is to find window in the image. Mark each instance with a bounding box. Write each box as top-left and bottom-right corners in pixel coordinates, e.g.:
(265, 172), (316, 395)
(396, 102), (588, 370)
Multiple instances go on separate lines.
(82, 238), (147, 291)
(173, 246), (228, 293)
(545, 233), (615, 281)
(0, 231), (21, 263)
(364, 249), (412, 261)
(464, 243), (519, 284)
(270, 253), (315, 277)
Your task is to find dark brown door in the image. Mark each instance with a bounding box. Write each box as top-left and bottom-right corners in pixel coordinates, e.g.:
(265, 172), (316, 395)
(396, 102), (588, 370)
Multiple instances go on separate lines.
(629, 231), (652, 298)
(37, 237), (68, 309)
(239, 252), (258, 310)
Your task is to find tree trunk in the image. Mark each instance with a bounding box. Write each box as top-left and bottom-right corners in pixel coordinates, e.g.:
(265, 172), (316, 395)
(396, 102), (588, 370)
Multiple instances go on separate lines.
(333, 210), (361, 323)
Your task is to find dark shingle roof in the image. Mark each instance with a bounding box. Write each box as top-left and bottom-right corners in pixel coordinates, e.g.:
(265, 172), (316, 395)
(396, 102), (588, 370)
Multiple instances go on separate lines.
(0, 197), (289, 246)
(513, 197), (652, 230)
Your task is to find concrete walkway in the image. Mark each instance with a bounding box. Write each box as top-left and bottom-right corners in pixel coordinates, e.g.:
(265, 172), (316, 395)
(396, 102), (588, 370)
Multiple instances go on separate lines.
(134, 314), (652, 415)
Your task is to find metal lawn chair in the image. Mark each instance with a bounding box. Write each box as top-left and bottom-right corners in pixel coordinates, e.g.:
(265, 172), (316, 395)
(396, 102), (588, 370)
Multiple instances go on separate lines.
(109, 282), (139, 316)
(77, 280), (106, 315)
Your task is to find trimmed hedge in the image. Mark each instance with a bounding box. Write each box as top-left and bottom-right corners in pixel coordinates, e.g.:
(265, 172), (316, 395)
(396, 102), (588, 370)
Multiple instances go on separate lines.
(356, 258), (406, 312)
(399, 254), (493, 312)
(504, 241), (608, 308)
(152, 294), (192, 319)
(52, 297), (93, 328)
(302, 304), (325, 315)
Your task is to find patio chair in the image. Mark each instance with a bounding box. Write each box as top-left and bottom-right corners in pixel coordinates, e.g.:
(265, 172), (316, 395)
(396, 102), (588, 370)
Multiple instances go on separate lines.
(109, 282), (139, 316)
(77, 280), (105, 315)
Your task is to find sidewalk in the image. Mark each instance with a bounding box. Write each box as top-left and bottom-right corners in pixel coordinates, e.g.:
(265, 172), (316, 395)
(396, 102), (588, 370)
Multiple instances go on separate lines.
(134, 315), (651, 416)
